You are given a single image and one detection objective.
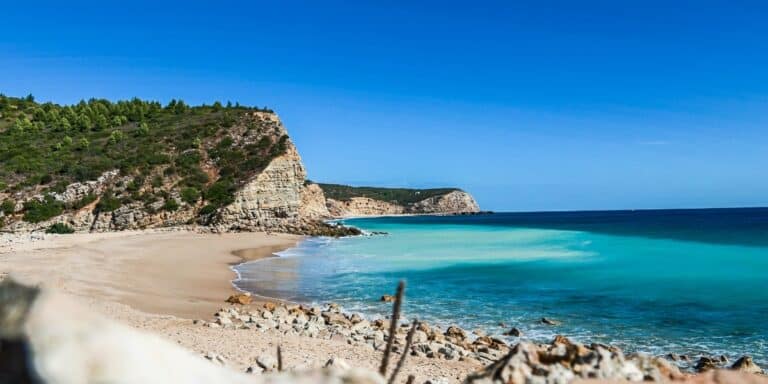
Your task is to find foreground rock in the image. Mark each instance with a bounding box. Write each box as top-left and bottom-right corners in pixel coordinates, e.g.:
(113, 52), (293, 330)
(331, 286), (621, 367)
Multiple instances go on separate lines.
(202, 299), (767, 384)
(0, 278), (383, 384)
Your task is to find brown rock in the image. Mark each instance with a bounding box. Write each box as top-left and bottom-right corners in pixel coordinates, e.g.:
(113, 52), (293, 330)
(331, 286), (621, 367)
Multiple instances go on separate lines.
(552, 335), (572, 346)
(445, 326), (467, 340)
(225, 292), (252, 305)
(263, 302), (277, 311)
(503, 327), (523, 337)
(541, 317), (561, 326)
(696, 356), (720, 372)
(380, 295), (395, 302)
(730, 356), (763, 375)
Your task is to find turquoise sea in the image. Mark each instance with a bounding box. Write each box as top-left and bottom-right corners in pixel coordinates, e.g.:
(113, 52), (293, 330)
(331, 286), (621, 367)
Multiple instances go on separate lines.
(234, 208), (768, 366)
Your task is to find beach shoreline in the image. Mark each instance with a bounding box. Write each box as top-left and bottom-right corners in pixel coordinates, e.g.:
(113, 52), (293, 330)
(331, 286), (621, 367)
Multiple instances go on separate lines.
(0, 229), (480, 382)
(0, 229), (302, 319)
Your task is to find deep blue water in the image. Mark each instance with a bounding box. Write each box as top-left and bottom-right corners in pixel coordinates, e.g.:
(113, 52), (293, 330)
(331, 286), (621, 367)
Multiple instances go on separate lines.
(235, 208), (768, 365)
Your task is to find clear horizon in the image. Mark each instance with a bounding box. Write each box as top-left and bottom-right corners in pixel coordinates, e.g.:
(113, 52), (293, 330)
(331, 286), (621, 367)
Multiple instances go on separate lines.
(2, 1), (767, 211)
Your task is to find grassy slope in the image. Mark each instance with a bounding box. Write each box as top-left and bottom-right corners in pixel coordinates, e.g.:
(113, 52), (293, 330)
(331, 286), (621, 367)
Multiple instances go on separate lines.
(0, 94), (287, 224)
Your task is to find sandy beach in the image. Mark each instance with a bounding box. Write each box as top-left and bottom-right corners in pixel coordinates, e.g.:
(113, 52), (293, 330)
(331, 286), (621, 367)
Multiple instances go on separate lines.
(0, 230), (478, 383)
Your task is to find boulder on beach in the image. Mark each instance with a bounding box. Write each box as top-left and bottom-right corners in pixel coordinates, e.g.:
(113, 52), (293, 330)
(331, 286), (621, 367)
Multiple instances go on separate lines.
(226, 292), (253, 305)
(503, 327), (523, 337)
(731, 356), (763, 375)
(696, 356), (720, 372)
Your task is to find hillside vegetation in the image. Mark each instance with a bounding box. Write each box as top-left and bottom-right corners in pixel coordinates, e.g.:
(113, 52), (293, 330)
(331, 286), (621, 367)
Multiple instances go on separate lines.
(0, 93), (288, 225)
(317, 183), (460, 205)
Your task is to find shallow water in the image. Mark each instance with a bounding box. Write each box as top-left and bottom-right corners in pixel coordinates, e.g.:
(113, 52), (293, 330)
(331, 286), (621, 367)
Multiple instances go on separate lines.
(234, 209), (768, 365)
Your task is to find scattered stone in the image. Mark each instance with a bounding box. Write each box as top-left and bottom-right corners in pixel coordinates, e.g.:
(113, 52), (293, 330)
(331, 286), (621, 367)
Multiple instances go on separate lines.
(216, 316), (232, 326)
(445, 326), (467, 340)
(256, 354), (277, 372)
(186, 294), (763, 382)
(245, 365), (263, 374)
(225, 292), (252, 305)
(696, 356), (719, 372)
(552, 335), (572, 345)
(666, 352), (680, 361)
(730, 356), (763, 374)
(349, 313), (363, 324)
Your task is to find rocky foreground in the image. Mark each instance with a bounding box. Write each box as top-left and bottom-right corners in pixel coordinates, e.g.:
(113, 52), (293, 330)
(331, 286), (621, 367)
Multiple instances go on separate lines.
(1, 277), (766, 383)
(208, 293), (765, 383)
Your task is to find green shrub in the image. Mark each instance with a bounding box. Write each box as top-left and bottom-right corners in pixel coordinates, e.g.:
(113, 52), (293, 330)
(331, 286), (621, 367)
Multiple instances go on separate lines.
(1, 199), (15, 215)
(71, 193), (97, 210)
(204, 179), (235, 207)
(181, 187), (200, 204)
(163, 198), (179, 211)
(199, 204), (217, 215)
(96, 192), (122, 212)
(46, 222), (75, 234)
(23, 195), (64, 223)
(151, 175), (163, 188)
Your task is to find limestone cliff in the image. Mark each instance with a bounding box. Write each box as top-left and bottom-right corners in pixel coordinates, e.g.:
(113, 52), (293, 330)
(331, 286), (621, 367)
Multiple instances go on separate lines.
(316, 184), (481, 218)
(408, 190), (480, 214)
(299, 183), (331, 220)
(325, 197), (405, 217)
(213, 142), (306, 232)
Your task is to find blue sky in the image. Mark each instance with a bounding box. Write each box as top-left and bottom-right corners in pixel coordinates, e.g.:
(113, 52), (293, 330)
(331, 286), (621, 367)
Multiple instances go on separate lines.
(2, 1), (767, 211)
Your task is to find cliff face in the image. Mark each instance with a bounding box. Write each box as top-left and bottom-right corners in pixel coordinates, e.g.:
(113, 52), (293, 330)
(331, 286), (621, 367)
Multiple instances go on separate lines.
(326, 197), (405, 217)
(408, 190), (480, 214)
(319, 188), (480, 218)
(213, 142), (306, 232)
(299, 183), (331, 220)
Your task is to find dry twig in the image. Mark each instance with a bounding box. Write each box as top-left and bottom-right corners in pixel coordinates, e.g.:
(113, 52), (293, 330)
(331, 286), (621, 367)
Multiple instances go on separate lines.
(277, 345), (283, 372)
(379, 280), (406, 376)
(387, 319), (419, 384)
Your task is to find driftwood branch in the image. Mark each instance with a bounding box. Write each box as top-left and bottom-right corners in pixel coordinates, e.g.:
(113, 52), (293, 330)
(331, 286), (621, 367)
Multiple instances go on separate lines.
(387, 319), (419, 384)
(405, 375), (416, 384)
(379, 280), (405, 376)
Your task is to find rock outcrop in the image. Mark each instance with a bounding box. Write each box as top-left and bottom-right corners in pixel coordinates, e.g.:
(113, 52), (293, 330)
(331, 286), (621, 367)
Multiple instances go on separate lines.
(299, 183), (331, 220)
(409, 190), (480, 215)
(214, 142), (307, 232)
(324, 190), (480, 218)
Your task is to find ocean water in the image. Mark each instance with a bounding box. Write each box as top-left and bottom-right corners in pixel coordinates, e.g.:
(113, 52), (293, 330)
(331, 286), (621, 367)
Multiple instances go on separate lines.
(234, 208), (768, 366)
